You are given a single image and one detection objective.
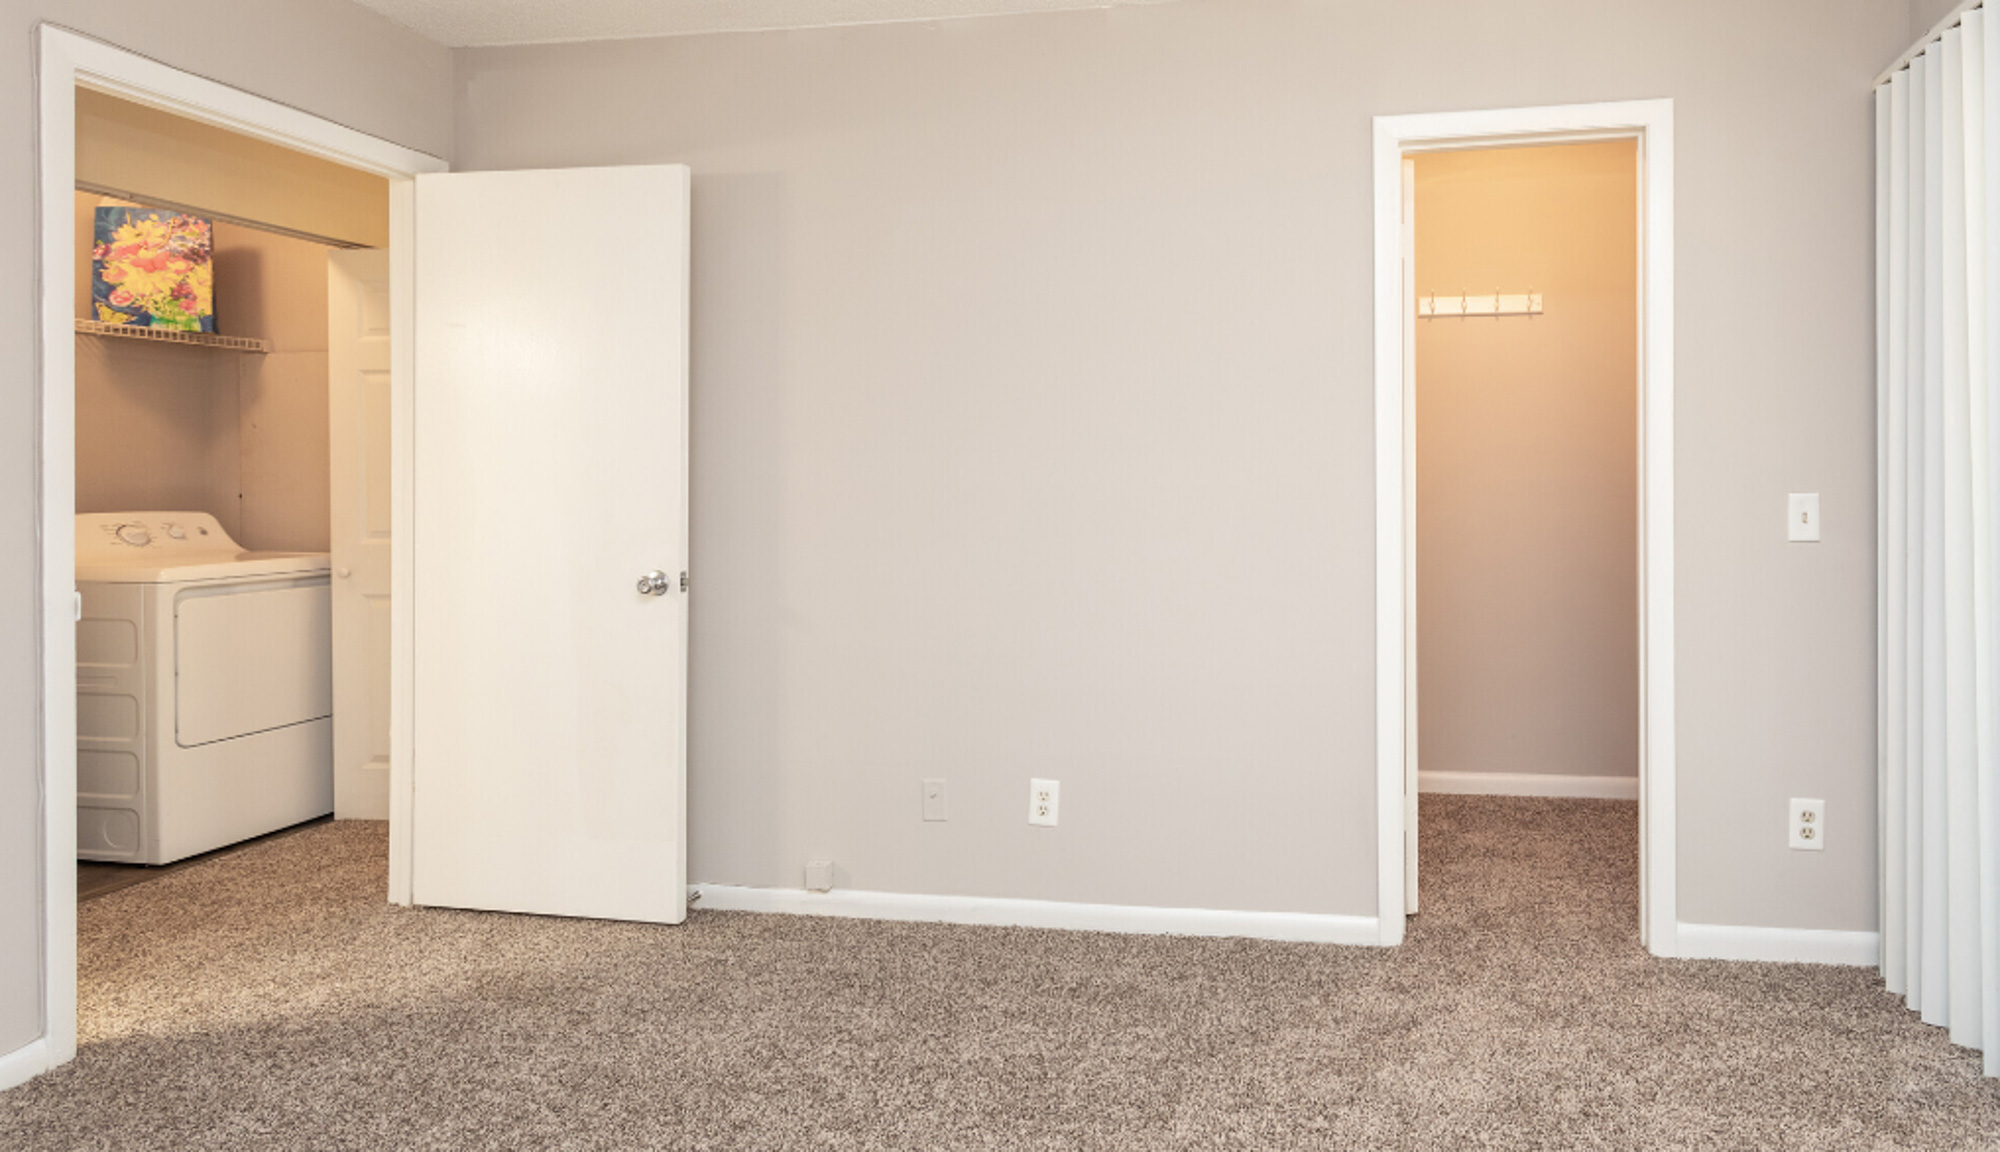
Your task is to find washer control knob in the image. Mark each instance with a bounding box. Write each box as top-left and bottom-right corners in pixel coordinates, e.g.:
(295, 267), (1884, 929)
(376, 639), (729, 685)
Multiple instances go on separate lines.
(115, 525), (151, 547)
(166, 525), (186, 540)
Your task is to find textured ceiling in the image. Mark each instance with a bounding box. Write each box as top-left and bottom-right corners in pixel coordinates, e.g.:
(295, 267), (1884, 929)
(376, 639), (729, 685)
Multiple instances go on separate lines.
(351, 0), (1176, 47)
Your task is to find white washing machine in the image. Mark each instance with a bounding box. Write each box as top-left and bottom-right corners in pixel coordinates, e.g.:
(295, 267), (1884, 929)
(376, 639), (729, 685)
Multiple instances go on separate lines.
(76, 512), (334, 864)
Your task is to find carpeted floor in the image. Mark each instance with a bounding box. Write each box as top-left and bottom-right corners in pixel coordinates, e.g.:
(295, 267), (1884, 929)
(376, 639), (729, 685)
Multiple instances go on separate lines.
(76, 816), (332, 902)
(3, 796), (1996, 1150)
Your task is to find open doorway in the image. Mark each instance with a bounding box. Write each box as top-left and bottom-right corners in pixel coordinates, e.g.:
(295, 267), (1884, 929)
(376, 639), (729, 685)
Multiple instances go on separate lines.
(30, 26), (446, 1079)
(34, 29), (691, 1090)
(70, 89), (392, 899)
(1371, 101), (1676, 954)
(1405, 138), (1642, 920)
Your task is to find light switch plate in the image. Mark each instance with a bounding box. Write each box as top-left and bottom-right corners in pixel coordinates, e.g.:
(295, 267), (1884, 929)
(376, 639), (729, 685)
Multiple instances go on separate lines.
(1789, 493), (1821, 542)
(922, 778), (948, 822)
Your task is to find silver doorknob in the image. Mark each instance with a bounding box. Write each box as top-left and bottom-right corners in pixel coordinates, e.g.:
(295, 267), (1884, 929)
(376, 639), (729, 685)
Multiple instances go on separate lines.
(637, 570), (671, 596)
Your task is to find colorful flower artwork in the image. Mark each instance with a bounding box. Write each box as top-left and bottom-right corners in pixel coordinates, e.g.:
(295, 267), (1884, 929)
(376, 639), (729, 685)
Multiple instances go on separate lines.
(91, 208), (215, 332)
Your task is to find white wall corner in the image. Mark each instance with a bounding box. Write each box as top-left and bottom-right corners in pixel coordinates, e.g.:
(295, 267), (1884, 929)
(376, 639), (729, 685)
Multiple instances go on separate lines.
(0, 1038), (52, 1093)
(1674, 922), (1881, 967)
(693, 885), (1384, 947)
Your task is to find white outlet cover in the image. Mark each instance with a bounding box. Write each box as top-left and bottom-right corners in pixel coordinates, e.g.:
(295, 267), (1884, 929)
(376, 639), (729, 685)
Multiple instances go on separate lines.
(804, 860), (836, 891)
(1029, 778), (1059, 827)
(1789, 798), (1825, 851)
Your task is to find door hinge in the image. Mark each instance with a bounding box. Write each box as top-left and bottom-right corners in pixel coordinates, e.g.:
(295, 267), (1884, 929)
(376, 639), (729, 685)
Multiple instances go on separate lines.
(680, 570), (689, 593)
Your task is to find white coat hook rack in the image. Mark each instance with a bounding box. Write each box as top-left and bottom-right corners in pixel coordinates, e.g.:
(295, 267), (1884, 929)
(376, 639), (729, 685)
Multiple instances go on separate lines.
(1417, 290), (1543, 319)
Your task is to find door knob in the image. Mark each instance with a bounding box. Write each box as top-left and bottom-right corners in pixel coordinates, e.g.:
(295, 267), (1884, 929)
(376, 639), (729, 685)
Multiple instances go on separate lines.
(637, 570), (671, 596)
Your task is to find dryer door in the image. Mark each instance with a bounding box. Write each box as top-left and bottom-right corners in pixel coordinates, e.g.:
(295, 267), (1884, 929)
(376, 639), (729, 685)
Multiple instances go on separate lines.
(176, 580), (333, 746)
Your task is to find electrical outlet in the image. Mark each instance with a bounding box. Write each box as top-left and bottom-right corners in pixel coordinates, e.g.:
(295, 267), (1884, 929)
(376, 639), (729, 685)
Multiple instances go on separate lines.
(804, 860), (835, 891)
(1789, 798), (1825, 851)
(1029, 778), (1060, 827)
(922, 778), (948, 821)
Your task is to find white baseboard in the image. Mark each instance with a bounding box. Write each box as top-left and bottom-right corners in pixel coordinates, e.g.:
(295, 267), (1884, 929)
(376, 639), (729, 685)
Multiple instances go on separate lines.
(1675, 922), (1881, 967)
(1419, 770), (1639, 800)
(692, 884), (1382, 946)
(0, 1037), (51, 1093)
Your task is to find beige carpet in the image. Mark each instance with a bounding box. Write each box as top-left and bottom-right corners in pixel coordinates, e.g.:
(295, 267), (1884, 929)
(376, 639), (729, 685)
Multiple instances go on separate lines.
(3, 796), (1996, 1150)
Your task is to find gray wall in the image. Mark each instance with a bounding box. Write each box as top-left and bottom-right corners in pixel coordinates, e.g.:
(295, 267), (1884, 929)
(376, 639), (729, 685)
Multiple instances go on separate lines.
(3, 0), (1940, 1070)
(1910, 0), (1967, 41)
(455, 0), (1902, 932)
(0, 0), (449, 1063)
(1414, 142), (1639, 783)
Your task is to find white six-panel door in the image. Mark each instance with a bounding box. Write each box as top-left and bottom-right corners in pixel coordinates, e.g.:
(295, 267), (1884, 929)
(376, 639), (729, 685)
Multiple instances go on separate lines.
(410, 165), (690, 923)
(328, 248), (394, 819)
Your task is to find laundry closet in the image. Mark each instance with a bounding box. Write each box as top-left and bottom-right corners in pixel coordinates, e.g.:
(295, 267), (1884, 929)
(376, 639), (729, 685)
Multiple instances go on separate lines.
(71, 89), (390, 881)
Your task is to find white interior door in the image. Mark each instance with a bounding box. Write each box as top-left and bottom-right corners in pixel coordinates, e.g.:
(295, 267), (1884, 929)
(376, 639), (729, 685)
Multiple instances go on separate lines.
(328, 248), (393, 819)
(410, 165), (690, 924)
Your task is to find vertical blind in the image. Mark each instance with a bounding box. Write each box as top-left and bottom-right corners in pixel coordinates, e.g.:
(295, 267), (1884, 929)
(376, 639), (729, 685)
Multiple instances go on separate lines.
(1877, 6), (2000, 1081)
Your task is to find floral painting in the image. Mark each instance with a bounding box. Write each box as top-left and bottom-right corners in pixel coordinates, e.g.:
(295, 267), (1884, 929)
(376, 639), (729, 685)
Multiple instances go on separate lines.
(91, 208), (215, 332)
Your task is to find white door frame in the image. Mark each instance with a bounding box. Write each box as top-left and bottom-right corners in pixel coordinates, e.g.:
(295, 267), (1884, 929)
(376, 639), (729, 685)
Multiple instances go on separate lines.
(1371, 99), (1677, 954)
(23, 25), (446, 1083)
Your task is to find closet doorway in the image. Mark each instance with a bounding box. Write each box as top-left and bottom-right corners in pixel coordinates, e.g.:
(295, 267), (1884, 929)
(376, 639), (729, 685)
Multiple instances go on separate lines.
(70, 88), (397, 850)
(1370, 101), (1677, 954)
(1407, 138), (1641, 911)
(34, 27), (693, 1088)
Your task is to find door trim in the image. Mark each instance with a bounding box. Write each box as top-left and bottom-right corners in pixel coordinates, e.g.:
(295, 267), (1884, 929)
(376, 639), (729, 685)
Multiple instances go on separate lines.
(33, 24), (447, 1073)
(1371, 99), (1676, 953)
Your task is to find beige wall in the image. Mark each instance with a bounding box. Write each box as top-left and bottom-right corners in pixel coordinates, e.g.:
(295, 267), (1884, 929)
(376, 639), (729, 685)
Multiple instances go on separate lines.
(456, 0), (1901, 934)
(1, 0), (448, 1062)
(1414, 142), (1639, 782)
(226, 224), (337, 554)
(73, 337), (242, 531)
(78, 89), (389, 248)
(74, 192), (341, 552)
